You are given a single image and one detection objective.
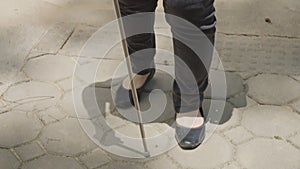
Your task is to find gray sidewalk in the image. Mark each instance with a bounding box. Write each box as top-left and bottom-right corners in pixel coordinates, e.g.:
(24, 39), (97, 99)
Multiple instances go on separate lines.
(0, 0), (300, 169)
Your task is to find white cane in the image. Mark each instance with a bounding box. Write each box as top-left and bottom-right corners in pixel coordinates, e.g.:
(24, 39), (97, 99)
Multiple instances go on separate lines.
(112, 0), (150, 158)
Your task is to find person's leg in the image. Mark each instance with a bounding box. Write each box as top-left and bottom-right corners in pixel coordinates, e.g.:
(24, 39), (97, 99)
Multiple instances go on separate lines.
(115, 0), (158, 108)
(164, 0), (216, 119)
(119, 0), (158, 75)
(163, 0), (216, 148)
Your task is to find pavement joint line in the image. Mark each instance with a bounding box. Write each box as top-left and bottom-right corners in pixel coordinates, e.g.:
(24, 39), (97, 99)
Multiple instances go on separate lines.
(60, 27), (75, 50)
(165, 153), (185, 169)
(218, 31), (300, 40)
(10, 148), (23, 163)
(74, 156), (89, 169)
(286, 139), (300, 151)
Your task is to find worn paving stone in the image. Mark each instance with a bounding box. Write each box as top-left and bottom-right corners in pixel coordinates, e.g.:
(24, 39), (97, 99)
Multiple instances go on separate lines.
(288, 133), (300, 149)
(237, 71), (258, 80)
(216, 0), (300, 37)
(247, 74), (300, 105)
(56, 77), (72, 92)
(37, 106), (66, 125)
(59, 24), (98, 56)
(0, 111), (42, 147)
(237, 138), (300, 169)
(98, 161), (144, 169)
(95, 59), (125, 83)
(217, 35), (300, 75)
(144, 155), (179, 169)
(0, 149), (20, 169)
(40, 118), (97, 156)
(32, 22), (75, 54)
(15, 141), (45, 161)
(221, 161), (241, 169)
(21, 155), (83, 169)
(79, 149), (110, 169)
(292, 75), (300, 82)
(3, 81), (61, 103)
(23, 55), (75, 82)
(114, 123), (161, 139)
(60, 92), (77, 117)
(216, 108), (243, 132)
(290, 99), (300, 113)
(224, 126), (253, 145)
(242, 105), (300, 137)
(3, 81), (61, 112)
(168, 134), (234, 169)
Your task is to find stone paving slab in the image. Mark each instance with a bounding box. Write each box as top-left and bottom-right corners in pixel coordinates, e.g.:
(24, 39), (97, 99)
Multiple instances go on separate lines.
(23, 54), (75, 82)
(224, 126), (253, 145)
(0, 148), (20, 169)
(59, 24), (99, 56)
(168, 134), (234, 169)
(217, 34), (300, 75)
(79, 148), (111, 169)
(31, 22), (75, 54)
(237, 138), (300, 169)
(241, 105), (300, 138)
(288, 133), (300, 149)
(40, 118), (97, 156)
(144, 155), (180, 169)
(215, 0), (300, 37)
(21, 155), (84, 169)
(14, 141), (45, 161)
(37, 106), (67, 125)
(290, 99), (300, 113)
(247, 74), (300, 105)
(0, 111), (42, 147)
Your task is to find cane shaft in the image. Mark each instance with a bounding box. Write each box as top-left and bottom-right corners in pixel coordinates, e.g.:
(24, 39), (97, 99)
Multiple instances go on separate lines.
(112, 0), (149, 156)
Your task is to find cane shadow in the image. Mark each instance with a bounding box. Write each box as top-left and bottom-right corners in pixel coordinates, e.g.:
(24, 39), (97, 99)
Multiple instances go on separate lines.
(84, 70), (247, 127)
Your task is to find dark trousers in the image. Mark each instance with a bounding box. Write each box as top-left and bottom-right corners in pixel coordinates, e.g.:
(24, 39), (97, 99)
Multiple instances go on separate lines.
(119, 0), (216, 113)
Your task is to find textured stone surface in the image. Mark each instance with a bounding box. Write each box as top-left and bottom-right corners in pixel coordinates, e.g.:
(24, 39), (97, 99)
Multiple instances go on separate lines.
(98, 161), (144, 169)
(224, 126), (253, 144)
(288, 134), (300, 149)
(217, 35), (300, 75)
(237, 138), (300, 169)
(217, 108), (243, 132)
(0, 112), (42, 147)
(56, 77), (72, 92)
(242, 105), (300, 137)
(40, 118), (97, 156)
(79, 149), (110, 169)
(23, 55), (75, 82)
(216, 0), (300, 37)
(59, 24), (98, 56)
(145, 155), (179, 169)
(3, 81), (61, 102)
(3, 81), (61, 113)
(222, 161), (241, 169)
(290, 99), (300, 113)
(292, 75), (300, 82)
(15, 141), (45, 161)
(31, 22), (75, 54)
(21, 155), (83, 169)
(247, 74), (300, 105)
(60, 92), (77, 117)
(37, 106), (66, 125)
(0, 149), (20, 169)
(168, 134), (234, 169)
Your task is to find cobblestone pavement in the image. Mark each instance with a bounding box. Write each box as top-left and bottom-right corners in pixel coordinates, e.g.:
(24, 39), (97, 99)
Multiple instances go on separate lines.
(0, 0), (300, 169)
